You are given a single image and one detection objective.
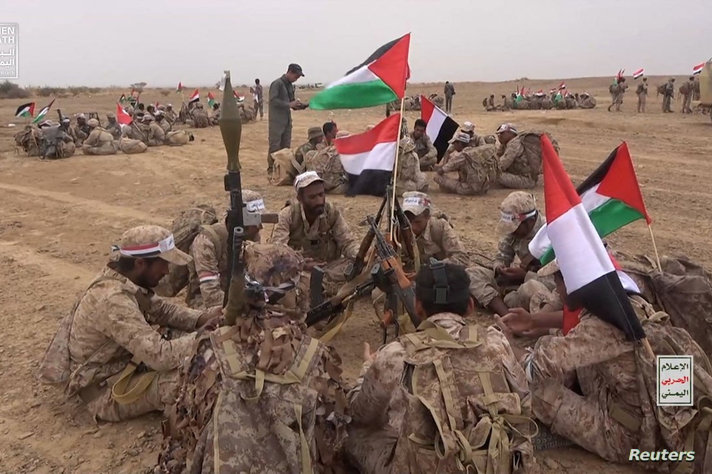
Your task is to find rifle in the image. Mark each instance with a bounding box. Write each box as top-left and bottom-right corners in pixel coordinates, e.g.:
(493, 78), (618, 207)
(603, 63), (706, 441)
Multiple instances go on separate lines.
(393, 197), (419, 272)
(368, 215), (419, 337)
(346, 196), (387, 281)
(305, 265), (377, 327)
(57, 108), (66, 123)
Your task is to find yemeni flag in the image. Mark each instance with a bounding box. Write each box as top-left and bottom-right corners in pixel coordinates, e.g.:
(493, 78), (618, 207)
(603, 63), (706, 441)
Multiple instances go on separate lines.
(118, 94), (128, 104)
(530, 142), (651, 265)
(309, 34), (410, 110)
(207, 92), (216, 108)
(539, 135), (645, 342)
(421, 95), (458, 161)
(32, 99), (55, 124)
(633, 68), (645, 79)
(188, 89), (200, 104)
(693, 62), (705, 75)
(335, 113), (400, 196)
(233, 90), (245, 103)
(15, 102), (34, 118)
(558, 81), (566, 90)
(116, 103), (133, 125)
(176, 81), (183, 92)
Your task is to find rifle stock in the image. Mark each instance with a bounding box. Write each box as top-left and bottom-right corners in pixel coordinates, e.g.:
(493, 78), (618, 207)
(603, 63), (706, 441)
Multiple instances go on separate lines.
(347, 196), (387, 281)
(305, 266), (376, 327)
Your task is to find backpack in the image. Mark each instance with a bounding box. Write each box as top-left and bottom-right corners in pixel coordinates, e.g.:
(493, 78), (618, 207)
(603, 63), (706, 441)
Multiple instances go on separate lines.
(633, 314), (712, 474)
(609, 83), (618, 94)
(154, 205), (218, 297)
(270, 147), (299, 186)
(464, 145), (500, 194)
(391, 321), (535, 473)
(617, 254), (712, 356)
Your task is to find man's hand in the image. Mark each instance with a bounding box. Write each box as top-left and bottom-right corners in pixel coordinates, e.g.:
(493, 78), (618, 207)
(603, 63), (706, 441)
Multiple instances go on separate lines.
(500, 307), (534, 336)
(304, 258), (326, 271)
(197, 306), (223, 329)
(362, 342), (377, 363)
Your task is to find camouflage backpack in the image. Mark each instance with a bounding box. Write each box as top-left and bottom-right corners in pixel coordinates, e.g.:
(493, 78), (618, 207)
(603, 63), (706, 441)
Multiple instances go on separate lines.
(463, 144), (500, 194)
(158, 318), (349, 473)
(632, 310), (712, 474)
(609, 83), (618, 94)
(391, 320), (535, 473)
(154, 205), (219, 297)
(270, 148), (300, 186)
(618, 254), (712, 356)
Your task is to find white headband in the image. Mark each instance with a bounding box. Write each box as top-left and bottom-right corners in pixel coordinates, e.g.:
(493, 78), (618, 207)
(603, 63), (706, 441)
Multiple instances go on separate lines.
(114, 233), (176, 258)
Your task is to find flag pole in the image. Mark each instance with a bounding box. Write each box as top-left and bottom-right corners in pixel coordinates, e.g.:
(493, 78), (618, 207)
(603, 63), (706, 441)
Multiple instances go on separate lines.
(647, 223), (662, 271)
(389, 96), (406, 240)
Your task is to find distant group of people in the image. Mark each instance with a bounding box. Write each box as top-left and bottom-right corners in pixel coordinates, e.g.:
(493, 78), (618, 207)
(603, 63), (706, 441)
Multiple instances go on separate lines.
(610, 76), (699, 114)
(483, 91), (597, 111)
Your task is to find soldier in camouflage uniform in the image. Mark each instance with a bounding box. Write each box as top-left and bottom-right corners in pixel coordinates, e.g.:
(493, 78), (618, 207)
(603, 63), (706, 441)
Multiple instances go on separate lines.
(71, 114), (90, 146)
(155, 110), (172, 134)
(293, 126), (325, 177)
(495, 123), (558, 189)
(157, 243), (349, 473)
(38, 225), (219, 422)
(104, 114), (122, 140)
(271, 171), (359, 296)
(411, 118), (437, 171)
(164, 104), (177, 125)
(467, 192), (549, 317)
(143, 115), (165, 146)
(347, 263), (534, 473)
(186, 190), (267, 309)
(401, 192), (469, 267)
(579, 92), (597, 109)
(305, 122), (348, 194)
(681, 76), (695, 114)
(396, 137), (428, 193)
(14, 124), (43, 156)
(191, 103), (210, 128)
(118, 127), (148, 154)
(82, 118), (118, 155)
(434, 133), (499, 195)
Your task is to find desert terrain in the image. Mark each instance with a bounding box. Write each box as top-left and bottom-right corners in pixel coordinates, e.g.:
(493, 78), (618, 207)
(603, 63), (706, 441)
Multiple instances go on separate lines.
(0, 76), (710, 473)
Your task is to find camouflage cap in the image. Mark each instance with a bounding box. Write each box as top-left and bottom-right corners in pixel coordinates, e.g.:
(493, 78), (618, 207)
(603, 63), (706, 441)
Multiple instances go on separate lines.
(113, 225), (191, 265)
(402, 191), (432, 216)
(307, 126), (323, 140)
(461, 121), (475, 133)
(244, 242), (304, 287)
(496, 123), (518, 135)
(448, 132), (471, 144)
(400, 137), (416, 153)
(294, 171), (323, 191)
(87, 118), (99, 127)
(106, 113), (116, 119)
(142, 115), (154, 122)
(242, 189), (267, 214)
(497, 191), (537, 234)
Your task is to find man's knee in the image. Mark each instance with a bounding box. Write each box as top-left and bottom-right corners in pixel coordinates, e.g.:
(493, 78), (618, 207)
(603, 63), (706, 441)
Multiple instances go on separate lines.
(498, 173), (536, 189)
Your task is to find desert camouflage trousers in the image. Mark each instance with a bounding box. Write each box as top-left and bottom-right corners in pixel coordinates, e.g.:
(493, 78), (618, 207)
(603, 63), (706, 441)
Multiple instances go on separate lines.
(497, 172), (538, 189)
(466, 265), (556, 311)
(433, 174), (484, 195)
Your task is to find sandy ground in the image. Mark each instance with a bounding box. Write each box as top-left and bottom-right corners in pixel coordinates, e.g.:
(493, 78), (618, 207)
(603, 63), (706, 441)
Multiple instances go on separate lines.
(1, 76), (710, 473)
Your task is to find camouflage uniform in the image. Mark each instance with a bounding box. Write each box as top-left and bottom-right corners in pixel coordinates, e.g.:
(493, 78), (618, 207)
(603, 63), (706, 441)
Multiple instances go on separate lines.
(147, 120), (166, 146)
(497, 132), (558, 189)
(467, 212), (545, 307)
(164, 107), (177, 124)
(271, 200), (358, 296)
(191, 104), (210, 128)
(40, 125), (76, 159)
(682, 78), (695, 114)
(347, 313), (534, 473)
(413, 217), (469, 267)
(396, 138), (428, 193)
(305, 146), (348, 194)
(186, 222), (230, 309)
(444, 82), (455, 113)
(294, 141), (323, 176)
(157, 245), (348, 474)
(119, 136), (148, 154)
(434, 144), (499, 195)
(14, 125), (42, 156)
(105, 115), (122, 140)
(82, 120), (118, 155)
(636, 82), (648, 113)
(579, 94), (597, 109)
(662, 80), (675, 112)
(410, 131), (437, 171)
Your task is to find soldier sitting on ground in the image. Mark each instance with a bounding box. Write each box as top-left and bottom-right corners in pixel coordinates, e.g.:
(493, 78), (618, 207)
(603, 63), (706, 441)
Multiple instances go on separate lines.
(410, 118), (437, 171)
(433, 132), (499, 195)
(305, 122), (348, 194)
(495, 123), (558, 189)
(82, 118), (118, 155)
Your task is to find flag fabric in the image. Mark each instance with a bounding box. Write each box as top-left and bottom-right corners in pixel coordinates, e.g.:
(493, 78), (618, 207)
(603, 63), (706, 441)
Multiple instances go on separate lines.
(558, 81), (566, 90)
(309, 34), (411, 110)
(207, 92), (216, 108)
(539, 135), (645, 341)
(218, 73), (226, 92)
(633, 68), (645, 79)
(176, 81), (183, 92)
(616, 69), (625, 82)
(118, 94), (127, 104)
(334, 113), (401, 195)
(116, 103), (133, 125)
(693, 62), (705, 75)
(189, 89), (199, 103)
(420, 95), (459, 160)
(32, 99), (55, 124)
(530, 142), (651, 265)
(15, 102), (34, 118)
(233, 90), (245, 102)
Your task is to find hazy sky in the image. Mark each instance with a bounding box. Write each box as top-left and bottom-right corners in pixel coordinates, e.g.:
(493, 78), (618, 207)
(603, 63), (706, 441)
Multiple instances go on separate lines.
(9, 0), (712, 87)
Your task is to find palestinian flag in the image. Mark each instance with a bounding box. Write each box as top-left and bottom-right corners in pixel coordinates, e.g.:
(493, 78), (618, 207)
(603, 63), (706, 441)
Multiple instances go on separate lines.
(693, 62), (705, 75)
(539, 135), (645, 342)
(310, 34), (410, 110)
(118, 94), (127, 104)
(15, 102), (34, 118)
(176, 81), (183, 92)
(207, 92), (216, 108)
(421, 95), (458, 160)
(188, 89), (200, 104)
(530, 142), (651, 265)
(335, 113), (400, 196)
(32, 99), (55, 124)
(116, 103), (133, 125)
(633, 68), (645, 79)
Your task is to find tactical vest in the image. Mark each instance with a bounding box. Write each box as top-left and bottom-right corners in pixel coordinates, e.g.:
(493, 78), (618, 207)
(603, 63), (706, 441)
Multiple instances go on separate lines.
(287, 202), (341, 262)
(392, 320), (535, 473)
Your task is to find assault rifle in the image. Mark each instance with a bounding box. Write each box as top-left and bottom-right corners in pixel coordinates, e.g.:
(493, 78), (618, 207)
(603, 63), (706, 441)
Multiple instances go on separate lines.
(305, 265), (377, 327)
